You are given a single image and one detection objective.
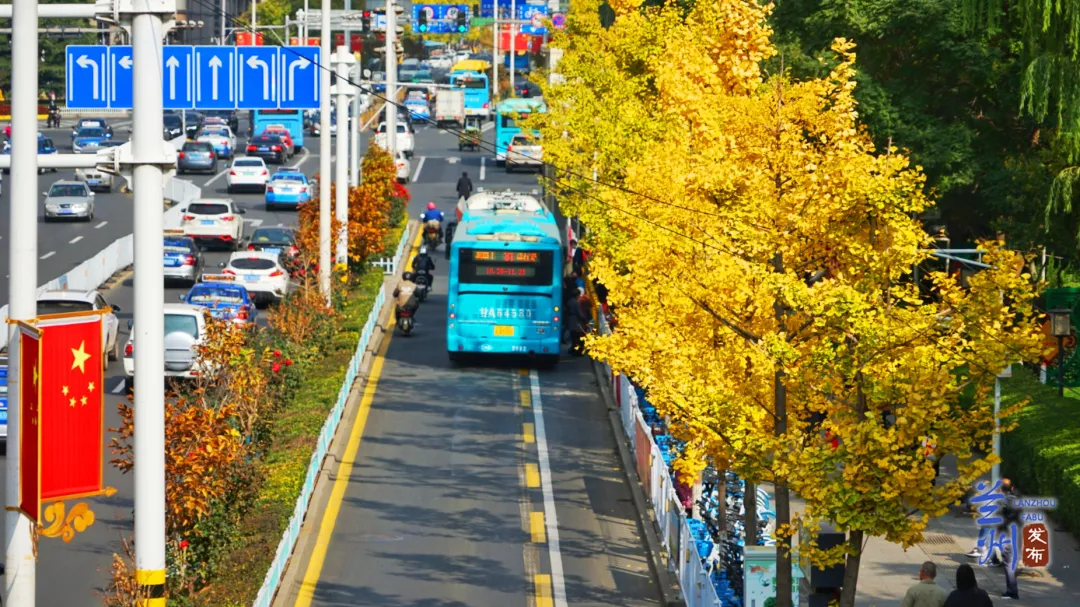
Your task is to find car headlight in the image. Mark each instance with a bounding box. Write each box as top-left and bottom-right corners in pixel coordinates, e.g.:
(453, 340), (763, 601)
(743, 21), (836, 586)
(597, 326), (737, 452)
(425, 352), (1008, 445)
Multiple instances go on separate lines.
(72, 203), (88, 210)
(45, 204), (58, 211)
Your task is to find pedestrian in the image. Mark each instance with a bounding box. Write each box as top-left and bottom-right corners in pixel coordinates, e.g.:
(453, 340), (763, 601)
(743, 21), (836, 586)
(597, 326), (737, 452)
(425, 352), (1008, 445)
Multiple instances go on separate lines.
(997, 478), (1022, 600)
(566, 288), (590, 356)
(456, 171), (473, 202)
(943, 564), (993, 607)
(569, 239), (586, 275)
(902, 562), (947, 607)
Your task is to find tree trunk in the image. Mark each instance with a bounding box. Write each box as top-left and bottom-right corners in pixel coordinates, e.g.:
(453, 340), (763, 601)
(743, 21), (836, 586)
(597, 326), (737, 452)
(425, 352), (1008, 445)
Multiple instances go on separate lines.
(837, 529), (864, 607)
(772, 252), (793, 607)
(717, 469), (727, 533)
(744, 479), (758, 546)
(692, 472), (703, 520)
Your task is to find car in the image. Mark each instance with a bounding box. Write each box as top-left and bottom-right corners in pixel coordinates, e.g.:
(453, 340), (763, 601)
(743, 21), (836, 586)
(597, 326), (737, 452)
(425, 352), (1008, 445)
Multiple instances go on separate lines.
(394, 149), (411, 183)
(506, 133), (543, 172)
(179, 198), (247, 249)
(71, 118), (113, 140)
(180, 276), (258, 326)
(177, 141), (219, 175)
(221, 251), (289, 306)
(163, 113), (184, 139)
(184, 112), (205, 139)
(374, 122), (415, 157)
(163, 230), (204, 286)
(371, 71), (387, 93)
(202, 110), (240, 133)
(37, 290), (122, 364)
(75, 163), (117, 193)
(122, 304), (209, 392)
(405, 99), (431, 122)
(245, 134), (290, 164)
(261, 125), (295, 152)
(42, 180), (95, 221)
(246, 226), (300, 275)
(4, 134), (59, 174)
(196, 125), (236, 158)
(72, 126), (112, 153)
(0, 356), (9, 442)
(227, 157), (270, 193)
(514, 81), (542, 98)
(265, 170), (311, 210)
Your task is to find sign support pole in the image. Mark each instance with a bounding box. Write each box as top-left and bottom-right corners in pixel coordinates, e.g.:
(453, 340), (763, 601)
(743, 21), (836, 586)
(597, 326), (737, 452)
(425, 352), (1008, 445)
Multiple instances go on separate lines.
(130, 5), (170, 604)
(319, 0), (332, 303)
(6, 0), (40, 601)
(492, 0), (499, 103)
(384, 0), (398, 160)
(334, 46), (354, 266)
(509, 0), (516, 96)
(350, 63), (361, 186)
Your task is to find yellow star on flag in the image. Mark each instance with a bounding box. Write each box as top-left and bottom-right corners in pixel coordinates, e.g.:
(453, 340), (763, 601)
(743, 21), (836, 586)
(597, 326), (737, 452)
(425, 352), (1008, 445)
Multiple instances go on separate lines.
(69, 397), (76, 408)
(62, 385), (69, 396)
(80, 395), (87, 407)
(87, 381), (95, 393)
(33, 364), (38, 386)
(71, 340), (91, 374)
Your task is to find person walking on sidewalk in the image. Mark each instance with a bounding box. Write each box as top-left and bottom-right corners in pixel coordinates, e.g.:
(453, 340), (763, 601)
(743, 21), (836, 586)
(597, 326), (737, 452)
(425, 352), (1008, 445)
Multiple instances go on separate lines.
(902, 562), (947, 607)
(944, 564), (994, 607)
(997, 479), (1023, 600)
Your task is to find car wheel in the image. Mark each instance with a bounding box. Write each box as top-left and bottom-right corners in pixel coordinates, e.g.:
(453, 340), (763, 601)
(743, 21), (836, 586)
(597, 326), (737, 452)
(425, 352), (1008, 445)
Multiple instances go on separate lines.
(124, 376), (134, 394)
(227, 184), (234, 194)
(108, 336), (119, 361)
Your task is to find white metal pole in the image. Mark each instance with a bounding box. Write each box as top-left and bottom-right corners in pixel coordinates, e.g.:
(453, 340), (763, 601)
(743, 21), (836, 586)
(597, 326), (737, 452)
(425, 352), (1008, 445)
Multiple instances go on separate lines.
(350, 64), (361, 186)
(335, 46), (351, 265)
(220, 0), (227, 44)
(303, 1), (309, 44)
(5, 0), (39, 602)
(492, 0), (499, 105)
(251, 0), (257, 37)
(319, 0), (332, 303)
(132, 9), (168, 604)
(991, 376), (1001, 488)
(509, 0), (516, 95)
(384, 0), (397, 158)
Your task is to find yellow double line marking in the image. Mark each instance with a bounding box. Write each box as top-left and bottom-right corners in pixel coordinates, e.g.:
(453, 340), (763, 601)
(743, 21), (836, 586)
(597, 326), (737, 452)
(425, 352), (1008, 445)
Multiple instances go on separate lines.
(535, 574), (553, 607)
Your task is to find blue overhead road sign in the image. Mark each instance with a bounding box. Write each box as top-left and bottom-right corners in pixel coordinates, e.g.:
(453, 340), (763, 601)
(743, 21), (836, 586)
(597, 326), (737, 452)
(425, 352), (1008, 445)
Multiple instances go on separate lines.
(66, 45), (323, 110)
(108, 46), (134, 108)
(162, 46), (194, 109)
(237, 46), (279, 109)
(66, 45), (108, 109)
(279, 47), (320, 110)
(194, 47), (236, 109)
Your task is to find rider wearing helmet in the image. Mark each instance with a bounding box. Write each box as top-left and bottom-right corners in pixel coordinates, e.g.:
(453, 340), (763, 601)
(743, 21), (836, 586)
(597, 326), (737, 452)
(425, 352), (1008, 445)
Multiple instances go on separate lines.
(393, 270), (420, 319)
(412, 245), (437, 289)
(421, 201), (445, 242)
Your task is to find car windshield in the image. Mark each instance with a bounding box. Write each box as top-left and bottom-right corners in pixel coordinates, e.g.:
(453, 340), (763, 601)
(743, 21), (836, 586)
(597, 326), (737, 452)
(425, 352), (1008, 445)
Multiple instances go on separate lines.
(512, 135), (537, 145)
(188, 203), (229, 215)
(79, 120), (103, 128)
(37, 300), (93, 315)
(163, 116), (182, 127)
(230, 258), (276, 271)
(164, 239), (193, 252)
(234, 159), (264, 167)
(164, 314), (199, 339)
(182, 142), (211, 152)
(77, 128), (107, 138)
(187, 288), (244, 305)
(39, 139), (54, 150)
(252, 228), (295, 243)
(49, 184), (87, 197)
(201, 129), (228, 137)
(273, 174), (304, 183)
(252, 136), (280, 144)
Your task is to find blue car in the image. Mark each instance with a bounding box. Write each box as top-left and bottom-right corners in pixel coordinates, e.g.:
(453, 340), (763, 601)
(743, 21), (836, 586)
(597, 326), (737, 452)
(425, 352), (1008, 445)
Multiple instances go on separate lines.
(2, 134), (57, 174)
(405, 100), (431, 121)
(265, 170), (311, 210)
(72, 126), (112, 154)
(180, 276), (258, 326)
(0, 356), (8, 443)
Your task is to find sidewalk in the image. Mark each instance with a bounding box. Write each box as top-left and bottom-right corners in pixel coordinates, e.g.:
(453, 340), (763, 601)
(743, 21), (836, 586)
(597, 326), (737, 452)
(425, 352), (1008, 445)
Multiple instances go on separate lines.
(847, 455), (1080, 606)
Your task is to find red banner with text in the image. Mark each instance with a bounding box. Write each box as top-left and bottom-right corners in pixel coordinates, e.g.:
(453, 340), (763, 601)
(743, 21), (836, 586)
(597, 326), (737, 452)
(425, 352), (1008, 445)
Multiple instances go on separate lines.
(37, 312), (105, 502)
(17, 323), (41, 523)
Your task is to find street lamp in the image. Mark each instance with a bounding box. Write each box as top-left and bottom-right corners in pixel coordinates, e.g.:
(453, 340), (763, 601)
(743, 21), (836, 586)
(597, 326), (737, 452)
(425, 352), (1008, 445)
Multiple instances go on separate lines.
(1049, 308), (1072, 397)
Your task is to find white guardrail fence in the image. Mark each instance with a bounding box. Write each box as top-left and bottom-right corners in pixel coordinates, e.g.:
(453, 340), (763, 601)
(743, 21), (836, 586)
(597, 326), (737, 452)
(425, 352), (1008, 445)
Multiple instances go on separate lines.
(594, 310), (723, 607)
(253, 223), (413, 607)
(0, 170), (200, 351)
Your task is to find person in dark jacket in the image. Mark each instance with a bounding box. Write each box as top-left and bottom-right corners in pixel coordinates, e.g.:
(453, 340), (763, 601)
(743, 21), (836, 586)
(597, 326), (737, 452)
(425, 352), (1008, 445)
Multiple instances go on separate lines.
(943, 564), (994, 607)
(456, 171), (473, 201)
(997, 479), (1022, 599)
(565, 288), (590, 356)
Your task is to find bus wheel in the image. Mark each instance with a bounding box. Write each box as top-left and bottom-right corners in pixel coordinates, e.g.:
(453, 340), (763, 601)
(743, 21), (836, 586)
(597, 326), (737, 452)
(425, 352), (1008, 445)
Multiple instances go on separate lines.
(449, 352), (464, 367)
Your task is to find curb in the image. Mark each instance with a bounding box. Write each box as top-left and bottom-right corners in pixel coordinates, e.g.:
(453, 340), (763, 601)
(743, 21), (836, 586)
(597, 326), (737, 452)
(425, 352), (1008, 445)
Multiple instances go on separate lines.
(590, 357), (686, 607)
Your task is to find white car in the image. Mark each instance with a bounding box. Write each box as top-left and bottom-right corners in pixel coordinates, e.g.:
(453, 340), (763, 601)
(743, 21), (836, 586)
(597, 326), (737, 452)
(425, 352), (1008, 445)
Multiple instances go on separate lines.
(374, 122), (415, 158)
(179, 198), (247, 250)
(226, 157), (270, 193)
(37, 290), (122, 365)
(74, 166), (115, 193)
(222, 251), (289, 306)
(122, 304), (208, 392)
(197, 125), (237, 158)
(395, 150), (411, 183)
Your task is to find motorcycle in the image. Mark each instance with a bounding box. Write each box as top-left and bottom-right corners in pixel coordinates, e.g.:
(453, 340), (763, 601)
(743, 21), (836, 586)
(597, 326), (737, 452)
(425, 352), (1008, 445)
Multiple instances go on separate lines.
(47, 109), (61, 129)
(414, 272), (432, 302)
(395, 307), (415, 335)
(423, 224), (441, 251)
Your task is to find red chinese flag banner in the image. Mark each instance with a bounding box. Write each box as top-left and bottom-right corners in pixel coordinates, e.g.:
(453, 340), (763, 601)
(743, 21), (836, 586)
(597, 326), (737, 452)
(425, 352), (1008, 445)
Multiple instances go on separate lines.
(17, 323), (41, 523)
(37, 312), (105, 501)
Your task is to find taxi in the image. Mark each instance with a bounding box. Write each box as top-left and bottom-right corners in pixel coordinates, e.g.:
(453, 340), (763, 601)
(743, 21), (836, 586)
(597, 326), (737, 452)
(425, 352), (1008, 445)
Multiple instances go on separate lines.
(3, 133), (58, 174)
(196, 125), (236, 158)
(180, 275), (258, 326)
(71, 118), (114, 140)
(72, 126), (112, 153)
(221, 250), (289, 305)
(265, 170), (311, 210)
(405, 97), (431, 122)
(163, 230), (204, 286)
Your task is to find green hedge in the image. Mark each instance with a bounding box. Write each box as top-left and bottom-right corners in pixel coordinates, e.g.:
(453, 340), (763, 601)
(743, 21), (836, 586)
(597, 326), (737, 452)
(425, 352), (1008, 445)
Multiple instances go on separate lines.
(1000, 370), (1080, 534)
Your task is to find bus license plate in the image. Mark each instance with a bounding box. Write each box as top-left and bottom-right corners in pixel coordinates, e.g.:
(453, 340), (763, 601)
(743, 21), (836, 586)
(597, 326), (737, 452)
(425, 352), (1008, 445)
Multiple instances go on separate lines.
(494, 325), (514, 337)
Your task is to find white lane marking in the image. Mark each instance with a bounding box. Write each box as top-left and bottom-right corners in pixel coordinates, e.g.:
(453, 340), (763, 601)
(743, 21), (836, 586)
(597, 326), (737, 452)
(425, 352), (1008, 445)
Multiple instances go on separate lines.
(111, 378), (126, 394)
(289, 146), (311, 171)
(411, 156), (426, 183)
(94, 220), (108, 229)
(480, 155), (486, 181)
(447, 157), (460, 164)
(69, 235), (84, 244)
(529, 370), (568, 607)
(482, 121), (494, 133)
(245, 218), (264, 228)
(204, 165), (231, 186)
(40, 251), (55, 260)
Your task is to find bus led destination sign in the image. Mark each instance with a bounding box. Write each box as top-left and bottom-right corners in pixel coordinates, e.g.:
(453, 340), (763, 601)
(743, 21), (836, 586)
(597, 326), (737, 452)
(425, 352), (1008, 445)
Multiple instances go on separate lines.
(479, 266), (536, 278)
(472, 250), (539, 263)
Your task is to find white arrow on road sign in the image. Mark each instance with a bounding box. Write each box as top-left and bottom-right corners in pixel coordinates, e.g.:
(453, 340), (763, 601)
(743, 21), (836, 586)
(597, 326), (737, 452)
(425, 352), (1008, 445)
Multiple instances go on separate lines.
(111, 52), (132, 103)
(287, 57), (311, 101)
(166, 55), (180, 99)
(208, 55), (223, 100)
(246, 54), (270, 99)
(76, 55), (100, 99)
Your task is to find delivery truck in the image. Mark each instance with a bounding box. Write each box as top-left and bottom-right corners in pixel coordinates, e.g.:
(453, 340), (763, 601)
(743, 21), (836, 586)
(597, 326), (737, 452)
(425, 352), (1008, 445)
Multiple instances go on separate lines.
(435, 88), (466, 127)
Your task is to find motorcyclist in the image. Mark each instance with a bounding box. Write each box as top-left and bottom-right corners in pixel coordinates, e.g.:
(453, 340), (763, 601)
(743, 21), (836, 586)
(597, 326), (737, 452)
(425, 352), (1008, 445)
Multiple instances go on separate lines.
(412, 246), (436, 289)
(47, 97), (60, 128)
(420, 201), (445, 242)
(393, 271), (420, 319)
(456, 171), (473, 202)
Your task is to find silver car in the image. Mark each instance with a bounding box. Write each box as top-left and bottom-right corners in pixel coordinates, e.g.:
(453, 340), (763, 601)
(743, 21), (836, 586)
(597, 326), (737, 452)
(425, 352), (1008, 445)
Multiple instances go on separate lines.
(42, 180), (95, 221)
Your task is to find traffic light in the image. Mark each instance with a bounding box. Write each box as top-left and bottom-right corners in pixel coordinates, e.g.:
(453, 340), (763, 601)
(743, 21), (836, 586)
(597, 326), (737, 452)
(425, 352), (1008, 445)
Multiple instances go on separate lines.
(361, 10), (371, 34)
(417, 8), (429, 33)
(456, 9), (468, 33)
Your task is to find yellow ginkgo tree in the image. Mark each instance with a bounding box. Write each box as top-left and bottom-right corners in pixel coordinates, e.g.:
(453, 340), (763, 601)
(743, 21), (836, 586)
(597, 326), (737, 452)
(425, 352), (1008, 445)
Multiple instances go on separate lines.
(533, 1), (1045, 605)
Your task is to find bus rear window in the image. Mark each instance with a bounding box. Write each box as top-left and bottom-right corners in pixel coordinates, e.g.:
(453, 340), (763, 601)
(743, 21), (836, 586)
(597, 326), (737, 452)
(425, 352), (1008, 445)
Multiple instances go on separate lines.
(458, 249), (553, 286)
(500, 113), (530, 129)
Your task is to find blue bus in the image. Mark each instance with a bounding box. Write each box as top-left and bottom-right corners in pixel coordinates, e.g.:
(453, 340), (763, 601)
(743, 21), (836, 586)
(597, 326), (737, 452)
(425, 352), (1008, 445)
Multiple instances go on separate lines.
(494, 98), (545, 164)
(447, 190), (563, 367)
(252, 109), (305, 151)
(448, 71), (491, 119)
